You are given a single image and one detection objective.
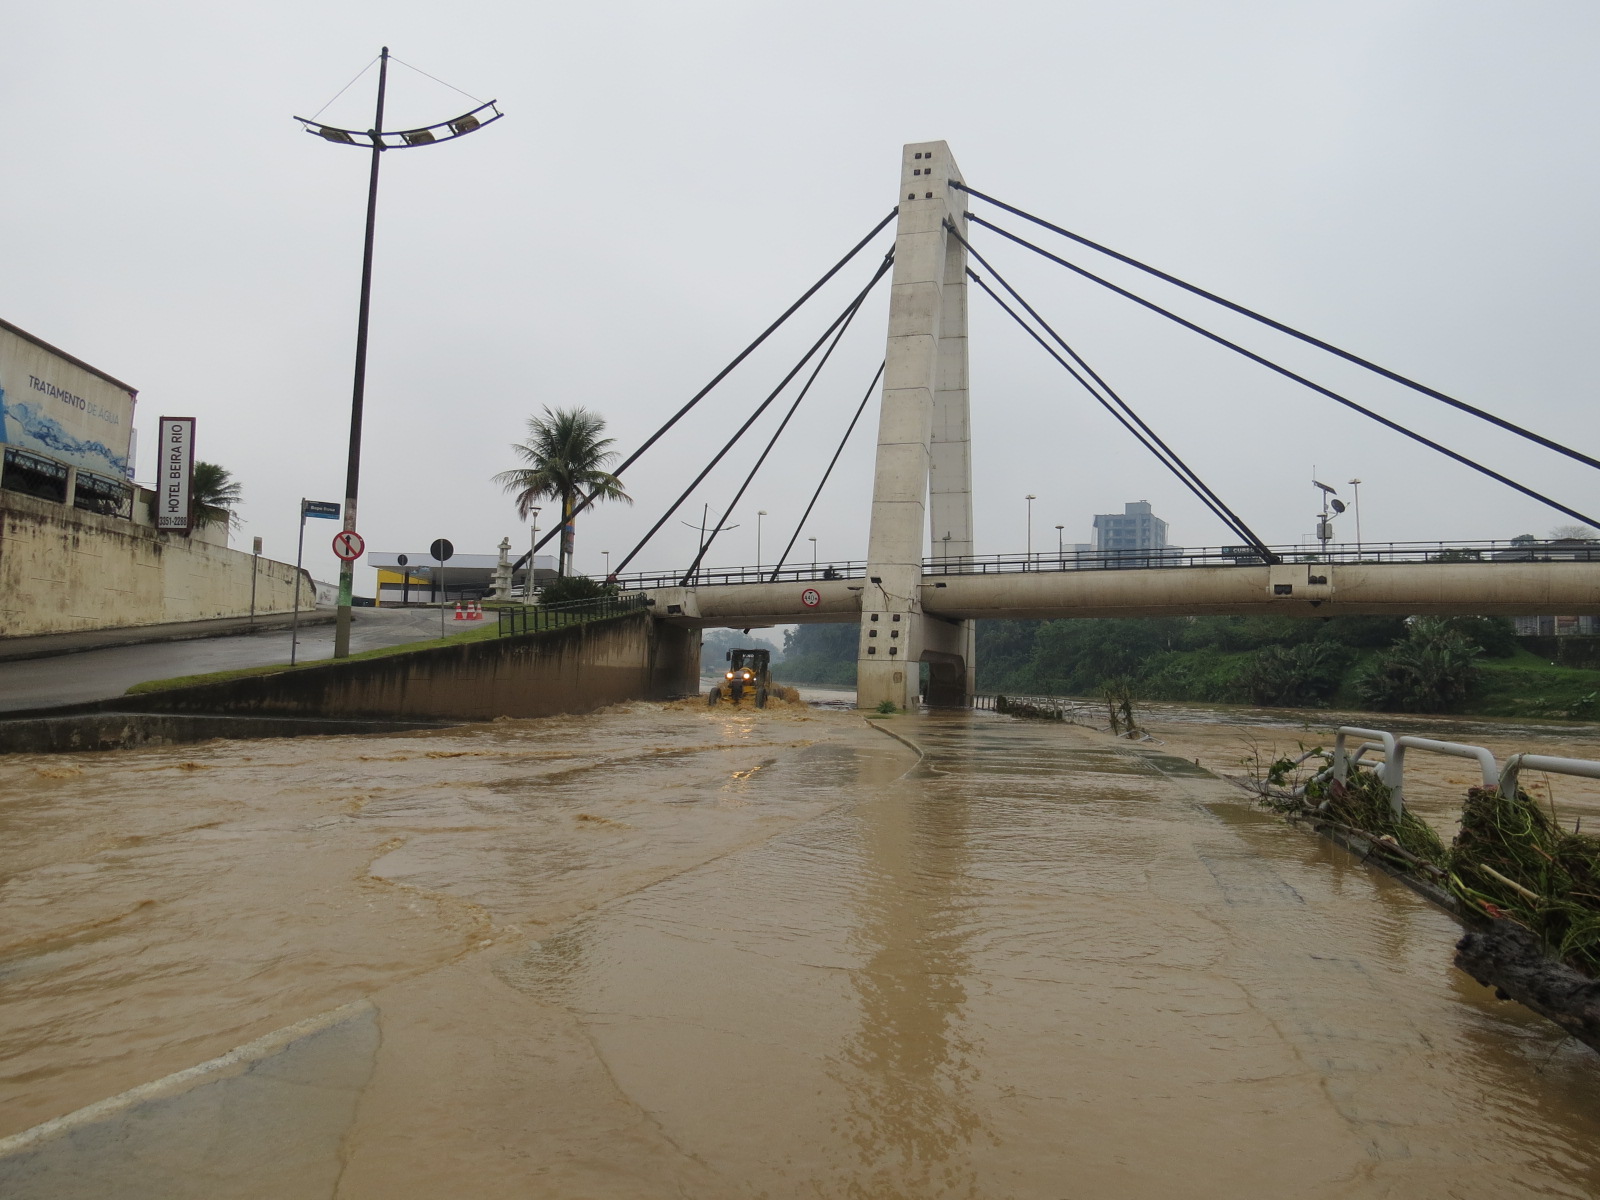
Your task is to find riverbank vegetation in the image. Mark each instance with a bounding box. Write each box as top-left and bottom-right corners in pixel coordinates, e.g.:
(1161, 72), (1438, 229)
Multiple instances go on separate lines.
(777, 615), (1600, 719)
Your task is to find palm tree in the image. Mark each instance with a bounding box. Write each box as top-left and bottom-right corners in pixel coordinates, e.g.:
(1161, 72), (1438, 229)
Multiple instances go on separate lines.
(493, 407), (630, 576)
(190, 461), (242, 531)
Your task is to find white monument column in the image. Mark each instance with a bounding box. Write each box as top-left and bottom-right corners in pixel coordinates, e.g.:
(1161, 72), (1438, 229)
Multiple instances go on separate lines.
(857, 141), (972, 711)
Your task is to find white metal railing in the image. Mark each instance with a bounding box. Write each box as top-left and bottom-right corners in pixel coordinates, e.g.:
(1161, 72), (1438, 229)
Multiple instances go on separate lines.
(1298, 726), (1591, 820)
(1499, 754), (1600, 801)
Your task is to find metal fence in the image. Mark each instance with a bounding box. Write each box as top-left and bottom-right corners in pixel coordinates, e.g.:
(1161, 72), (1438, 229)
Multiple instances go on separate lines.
(495, 592), (649, 637)
(973, 692), (1099, 724)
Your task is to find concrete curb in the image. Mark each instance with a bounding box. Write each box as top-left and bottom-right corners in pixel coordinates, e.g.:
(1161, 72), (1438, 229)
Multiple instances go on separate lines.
(0, 1000), (373, 1159)
(864, 718), (927, 769)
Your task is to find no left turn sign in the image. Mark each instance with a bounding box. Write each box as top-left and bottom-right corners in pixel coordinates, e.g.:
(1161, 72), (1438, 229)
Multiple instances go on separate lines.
(332, 530), (366, 561)
(800, 588), (821, 608)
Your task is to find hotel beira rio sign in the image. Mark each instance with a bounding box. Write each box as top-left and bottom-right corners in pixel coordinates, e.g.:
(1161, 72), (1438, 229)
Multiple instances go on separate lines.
(157, 417), (195, 532)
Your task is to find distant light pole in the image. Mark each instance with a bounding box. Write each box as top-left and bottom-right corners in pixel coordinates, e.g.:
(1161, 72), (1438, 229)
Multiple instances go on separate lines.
(249, 535), (262, 626)
(603, 549), (611, 578)
(295, 48), (502, 657)
(756, 509), (767, 576)
(1025, 494), (1037, 562)
(1348, 478), (1363, 555)
(809, 536), (818, 568)
(528, 506), (541, 599)
(1055, 524), (1064, 560)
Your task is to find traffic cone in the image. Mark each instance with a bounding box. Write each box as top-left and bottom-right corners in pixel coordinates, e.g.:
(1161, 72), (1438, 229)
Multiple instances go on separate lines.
(470, 601), (483, 620)
(454, 602), (465, 621)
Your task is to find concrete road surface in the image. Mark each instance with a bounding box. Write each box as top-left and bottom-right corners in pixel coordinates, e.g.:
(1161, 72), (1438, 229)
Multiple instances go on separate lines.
(0, 608), (457, 713)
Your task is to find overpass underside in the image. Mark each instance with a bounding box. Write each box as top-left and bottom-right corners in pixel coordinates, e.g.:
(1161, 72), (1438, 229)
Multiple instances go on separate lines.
(644, 560), (1600, 702)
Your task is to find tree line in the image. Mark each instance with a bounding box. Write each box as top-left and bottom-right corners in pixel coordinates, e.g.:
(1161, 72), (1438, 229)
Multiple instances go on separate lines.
(780, 614), (1536, 714)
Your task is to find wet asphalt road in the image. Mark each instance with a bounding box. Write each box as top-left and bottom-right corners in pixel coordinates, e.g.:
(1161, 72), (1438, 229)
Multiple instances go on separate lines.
(0, 608), (455, 713)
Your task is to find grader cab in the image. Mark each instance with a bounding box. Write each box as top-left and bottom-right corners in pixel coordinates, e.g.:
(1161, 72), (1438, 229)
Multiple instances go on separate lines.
(707, 647), (772, 709)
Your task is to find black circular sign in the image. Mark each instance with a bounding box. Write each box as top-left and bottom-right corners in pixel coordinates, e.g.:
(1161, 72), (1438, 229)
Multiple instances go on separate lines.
(396, 553), (409, 566)
(430, 539), (454, 562)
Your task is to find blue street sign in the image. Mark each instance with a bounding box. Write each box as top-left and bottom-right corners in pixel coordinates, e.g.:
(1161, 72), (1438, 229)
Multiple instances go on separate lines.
(303, 500), (341, 519)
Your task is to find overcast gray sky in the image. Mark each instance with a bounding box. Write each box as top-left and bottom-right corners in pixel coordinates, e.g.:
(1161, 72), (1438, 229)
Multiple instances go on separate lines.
(7, 1), (1597, 588)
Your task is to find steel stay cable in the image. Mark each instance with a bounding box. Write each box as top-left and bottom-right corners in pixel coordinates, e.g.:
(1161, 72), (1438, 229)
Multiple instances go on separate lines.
(947, 221), (1275, 560)
(388, 55), (487, 105)
(969, 214), (1600, 530)
(309, 55), (380, 121)
(513, 208), (899, 573)
(678, 273), (877, 584)
(953, 182), (1600, 475)
(614, 250), (895, 576)
(965, 268), (1275, 561)
(768, 361), (885, 582)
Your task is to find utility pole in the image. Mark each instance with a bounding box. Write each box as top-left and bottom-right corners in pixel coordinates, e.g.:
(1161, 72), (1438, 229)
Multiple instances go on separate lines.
(297, 50), (501, 656)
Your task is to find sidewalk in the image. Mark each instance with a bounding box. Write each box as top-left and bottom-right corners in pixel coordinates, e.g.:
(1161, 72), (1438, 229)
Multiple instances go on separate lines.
(0, 611), (337, 663)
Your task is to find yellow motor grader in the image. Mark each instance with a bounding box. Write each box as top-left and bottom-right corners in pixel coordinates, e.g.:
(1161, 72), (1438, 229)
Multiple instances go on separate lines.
(707, 647), (771, 708)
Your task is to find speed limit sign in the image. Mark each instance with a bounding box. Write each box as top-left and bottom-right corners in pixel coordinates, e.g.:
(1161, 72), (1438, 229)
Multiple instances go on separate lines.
(800, 588), (821, 608)
(332, 530), (366, 561)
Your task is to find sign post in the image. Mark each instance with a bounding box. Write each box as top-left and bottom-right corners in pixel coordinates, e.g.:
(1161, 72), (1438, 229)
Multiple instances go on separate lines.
(155, 417), (195, 532)
(291, 499), (341, 665)
(431, 538), (454, 637)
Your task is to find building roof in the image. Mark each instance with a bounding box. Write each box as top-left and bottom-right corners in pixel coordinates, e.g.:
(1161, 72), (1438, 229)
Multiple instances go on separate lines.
(368, 552), (556, 571)
(0, 316), (139, 396)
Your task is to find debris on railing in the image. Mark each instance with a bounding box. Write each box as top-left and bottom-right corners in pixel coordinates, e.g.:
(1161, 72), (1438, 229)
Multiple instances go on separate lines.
(1241, 730), (1600, 1055)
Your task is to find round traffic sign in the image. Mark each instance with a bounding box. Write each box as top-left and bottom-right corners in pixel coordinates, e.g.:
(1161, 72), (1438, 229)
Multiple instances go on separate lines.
(430, 538), (455, 562)
(332, 530), (366, 561)
(800, 588), (821, 608)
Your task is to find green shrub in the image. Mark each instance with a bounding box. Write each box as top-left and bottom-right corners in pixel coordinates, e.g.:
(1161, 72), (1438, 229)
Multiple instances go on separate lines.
(538, 574), (616, 605)
(1354, 619), (1481, 713)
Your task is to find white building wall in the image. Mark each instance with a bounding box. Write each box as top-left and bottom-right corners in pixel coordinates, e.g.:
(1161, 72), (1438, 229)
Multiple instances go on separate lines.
(0, 491), (307, 637)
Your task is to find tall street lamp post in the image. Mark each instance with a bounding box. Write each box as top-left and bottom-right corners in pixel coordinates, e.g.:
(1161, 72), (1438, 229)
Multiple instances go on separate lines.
(809, 536), (818, 568)
(1025, 494), (1037, 563)
(296, 48), (502, 657)
(1055, 524), (1064, 560)
(756, 509), (766, 577)
(1348, 478), (1363, 556)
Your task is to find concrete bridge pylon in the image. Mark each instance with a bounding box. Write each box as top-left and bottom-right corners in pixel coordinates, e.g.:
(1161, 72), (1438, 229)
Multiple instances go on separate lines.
(856, 141), (976, 711)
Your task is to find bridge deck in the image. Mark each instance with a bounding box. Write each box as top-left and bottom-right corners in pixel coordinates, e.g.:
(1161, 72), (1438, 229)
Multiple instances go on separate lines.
(640, 557), (1600, 627)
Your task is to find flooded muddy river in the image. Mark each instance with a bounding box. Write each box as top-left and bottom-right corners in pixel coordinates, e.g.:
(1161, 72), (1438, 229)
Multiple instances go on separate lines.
(2, 699), (1599, 1197)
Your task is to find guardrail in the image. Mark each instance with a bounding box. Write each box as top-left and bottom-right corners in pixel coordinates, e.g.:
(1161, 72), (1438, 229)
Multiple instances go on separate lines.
(608, 538), (1599, 590)
(496, 593), (649, 636)
(973, 692), (1100, 724)
(1499, 753), (1600, 800)
(1300, 725), (1598, 819)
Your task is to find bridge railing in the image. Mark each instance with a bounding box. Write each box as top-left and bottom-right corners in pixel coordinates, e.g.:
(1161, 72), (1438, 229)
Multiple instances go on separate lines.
(611, 561), (867, 589)
(928, 539), (1599, 576)
(496, 593), (650, 636)
(608, 539), (1595, 590)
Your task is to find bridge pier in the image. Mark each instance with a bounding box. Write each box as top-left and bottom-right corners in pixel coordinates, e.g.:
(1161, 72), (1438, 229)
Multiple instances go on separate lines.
(857, 140), (974, 711)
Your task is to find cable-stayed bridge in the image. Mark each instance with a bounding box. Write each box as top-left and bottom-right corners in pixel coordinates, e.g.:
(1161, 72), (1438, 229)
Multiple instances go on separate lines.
(519, 141), (1600, 709)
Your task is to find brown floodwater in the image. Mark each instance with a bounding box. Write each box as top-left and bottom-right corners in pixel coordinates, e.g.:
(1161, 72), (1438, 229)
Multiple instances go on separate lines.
(2, 698), (1599, 1197)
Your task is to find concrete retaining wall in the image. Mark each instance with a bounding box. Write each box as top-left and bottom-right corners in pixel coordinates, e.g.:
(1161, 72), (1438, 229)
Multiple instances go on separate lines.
(0, 712), (448, 755)
(104, 612), (701, 723)
(0, 491), (306, 637)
